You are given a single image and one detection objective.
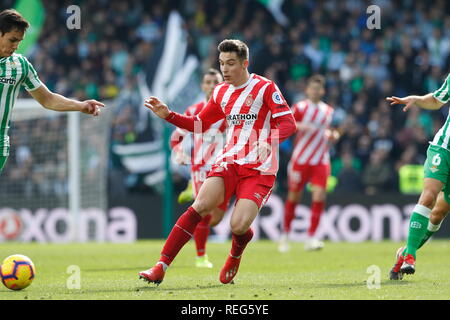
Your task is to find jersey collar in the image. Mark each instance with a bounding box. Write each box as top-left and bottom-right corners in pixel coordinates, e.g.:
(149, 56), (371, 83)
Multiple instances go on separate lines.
(231, 73), (254, 90)
(307, 99), (323, 107)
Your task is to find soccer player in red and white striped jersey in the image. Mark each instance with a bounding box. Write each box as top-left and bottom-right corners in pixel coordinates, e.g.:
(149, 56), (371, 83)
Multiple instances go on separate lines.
(140, 39), (296, 285)
(170, 68), (228, 269)
(279, 75), (340, 252)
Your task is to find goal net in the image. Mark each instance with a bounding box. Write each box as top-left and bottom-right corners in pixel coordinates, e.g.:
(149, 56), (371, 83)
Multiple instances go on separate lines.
(0, 99), (112, 242)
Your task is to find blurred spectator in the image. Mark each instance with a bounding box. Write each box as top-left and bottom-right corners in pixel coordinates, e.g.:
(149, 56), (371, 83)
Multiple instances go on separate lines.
(428, 28), (450, 68)
(332, 145), (362, 175)
(395, 145), (425, 172)
(361, 149), (392, 195)
(355, 134), (372, 165)
(335, 151), (362, 193)
(2, 0), (450, 195)
(326, 42), (346, 72)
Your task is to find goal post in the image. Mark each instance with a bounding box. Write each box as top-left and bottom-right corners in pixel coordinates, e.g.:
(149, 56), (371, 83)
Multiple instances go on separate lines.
(0, 98), (112, 242)
(68, 111), (81, 242)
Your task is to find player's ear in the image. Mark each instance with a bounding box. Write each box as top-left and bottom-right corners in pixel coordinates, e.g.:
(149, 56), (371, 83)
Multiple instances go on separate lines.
(242, 59), (249, 69)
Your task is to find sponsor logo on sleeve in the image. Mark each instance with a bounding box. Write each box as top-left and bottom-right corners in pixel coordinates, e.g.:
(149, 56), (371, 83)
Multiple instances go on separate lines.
(272, 92), (283, 104)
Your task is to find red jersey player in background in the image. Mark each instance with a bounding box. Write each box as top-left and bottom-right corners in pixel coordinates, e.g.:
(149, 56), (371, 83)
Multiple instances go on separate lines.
(279, 75), (340, 252)
(140, 39), (296, 285)
(170, 68), (228, 268)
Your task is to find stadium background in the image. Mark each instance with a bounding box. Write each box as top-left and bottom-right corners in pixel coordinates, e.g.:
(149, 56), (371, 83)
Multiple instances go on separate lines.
(1, 0), (450, 242)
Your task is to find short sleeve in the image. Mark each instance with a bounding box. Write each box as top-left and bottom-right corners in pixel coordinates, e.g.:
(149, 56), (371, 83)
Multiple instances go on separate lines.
(433, 74), (450, 103)
(292, 102), (307, 122)
(21, 57), (42, 91)
(264, 82), (292, 118)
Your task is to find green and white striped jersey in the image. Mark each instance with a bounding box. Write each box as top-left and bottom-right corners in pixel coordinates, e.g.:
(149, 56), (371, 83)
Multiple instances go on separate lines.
(0, 53), (42, 156)
(431, 74), (450, 150)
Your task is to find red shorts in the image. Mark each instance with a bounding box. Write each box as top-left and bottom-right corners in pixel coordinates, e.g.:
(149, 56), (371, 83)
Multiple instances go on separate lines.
(287, 161), (330, 192)
(207, 163), (276, 209)
(191, 169), (208, 197)
(192, 168), (229, 211)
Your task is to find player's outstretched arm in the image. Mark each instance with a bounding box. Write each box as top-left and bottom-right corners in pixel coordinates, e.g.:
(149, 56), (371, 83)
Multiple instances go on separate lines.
(144, 96), (224, 133)
(29, 84), (104, 116)
(144, 96), (198, 132)
(144, 96), (171, 119)
(386, 93), (443, 112)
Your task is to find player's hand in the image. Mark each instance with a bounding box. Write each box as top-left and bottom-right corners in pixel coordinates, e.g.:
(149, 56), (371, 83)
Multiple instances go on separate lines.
(386, 96), (417, 112)
(144, 96), (170, 119)
(254, 141), (272, 163)
(80, 100), (105, 117)
(325, 129), (340, 143)
(174, 150), (191, 165)
(296, 122), (316, 131)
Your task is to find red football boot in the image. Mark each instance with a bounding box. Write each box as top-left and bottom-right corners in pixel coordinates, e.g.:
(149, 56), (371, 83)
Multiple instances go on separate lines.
(139, 263), (165, 285)
(400, 254), (416, 275)
(219, 255), (241, 284)
(389, 246), (405, 280)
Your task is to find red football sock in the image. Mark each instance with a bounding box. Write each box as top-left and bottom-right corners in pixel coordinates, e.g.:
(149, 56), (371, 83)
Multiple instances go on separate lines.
(194, 214), (212, 257)
(283, 200), (296, 233)
(308, 201), (324, 237)
(230, 228), (254, 258)
(159, 207), (202, 266)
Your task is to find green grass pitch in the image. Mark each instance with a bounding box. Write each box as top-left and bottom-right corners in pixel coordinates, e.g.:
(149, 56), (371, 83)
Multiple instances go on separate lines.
(0, 239), (449, 300)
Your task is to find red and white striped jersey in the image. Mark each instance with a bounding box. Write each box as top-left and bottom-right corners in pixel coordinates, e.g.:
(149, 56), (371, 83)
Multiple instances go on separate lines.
(197, 73), (293, 174)
(173, 101), (227, 172)
(290, 99), (334, 166)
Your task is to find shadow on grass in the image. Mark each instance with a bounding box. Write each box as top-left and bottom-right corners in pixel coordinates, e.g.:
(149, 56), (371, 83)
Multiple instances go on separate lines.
(82, 267), (149, 272)
(135, 284), (224, 292)
(311, 280), (412, 289)
(83, 265), (194, 272)
(60, 283), (224, 295)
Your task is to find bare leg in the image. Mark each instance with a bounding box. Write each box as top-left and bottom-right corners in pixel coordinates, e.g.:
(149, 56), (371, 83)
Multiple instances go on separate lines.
(192, 177), (225, 216)
(210, 207), (226, 227)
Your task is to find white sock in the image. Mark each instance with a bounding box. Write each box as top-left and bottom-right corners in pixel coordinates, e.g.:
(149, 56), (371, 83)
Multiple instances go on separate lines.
(157, 261), (168, 272)
(427, 221), (442, 232)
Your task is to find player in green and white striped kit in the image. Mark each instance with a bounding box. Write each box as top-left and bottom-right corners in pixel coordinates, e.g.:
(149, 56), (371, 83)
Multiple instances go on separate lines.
(386, 74), (450, 280)
(0, 9), (104, 172)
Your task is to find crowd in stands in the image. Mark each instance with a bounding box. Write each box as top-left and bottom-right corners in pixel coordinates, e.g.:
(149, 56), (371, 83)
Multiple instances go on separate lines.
(1, 116), (69, 204)
(2, 0), (450, 196)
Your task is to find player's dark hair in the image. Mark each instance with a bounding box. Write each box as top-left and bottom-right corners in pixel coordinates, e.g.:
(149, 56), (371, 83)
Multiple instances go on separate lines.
(0, 9), (29, 35)
(307, 75), (326, 87)
(218, 39), (249, 62)
(206, 68), (221, 77)
(204, 68), (223, 81)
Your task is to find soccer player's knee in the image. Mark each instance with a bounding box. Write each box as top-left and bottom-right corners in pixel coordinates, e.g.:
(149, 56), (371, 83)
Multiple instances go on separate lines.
(311, 187), (326, 201)
(230, 220), (250, 235)
(287, 191), (300, 202)
(192, 199), (214, 216)
(210, 214), (222, 227)
(419, 190), (437, 208)
(312, 192), (325, 202)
